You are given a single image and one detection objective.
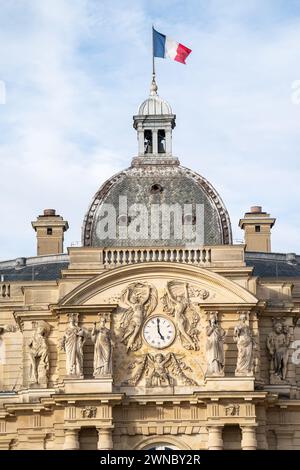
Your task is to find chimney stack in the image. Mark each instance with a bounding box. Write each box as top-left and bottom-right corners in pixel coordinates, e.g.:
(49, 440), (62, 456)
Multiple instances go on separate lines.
(239, 206), (276, 253)
(31, 209), (69, 256)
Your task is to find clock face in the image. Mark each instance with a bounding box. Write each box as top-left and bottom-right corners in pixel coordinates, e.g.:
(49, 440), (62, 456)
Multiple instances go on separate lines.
(143, 316), (176, 349)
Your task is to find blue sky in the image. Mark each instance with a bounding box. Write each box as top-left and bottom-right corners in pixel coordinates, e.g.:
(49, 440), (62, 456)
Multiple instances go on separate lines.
(1, 0), (300, 260)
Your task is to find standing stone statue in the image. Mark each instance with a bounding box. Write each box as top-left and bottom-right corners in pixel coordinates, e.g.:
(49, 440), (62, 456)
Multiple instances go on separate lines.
(120, 282), (157, 352)
(60, 313), (87, 377)
(28, 320), (50, 387)
(165, 281), (196, 350)
(266, 319), (290, 384)
(234, 312), (255, 376)
(205, 312), (225, 377)
(91, 315), (112, 377)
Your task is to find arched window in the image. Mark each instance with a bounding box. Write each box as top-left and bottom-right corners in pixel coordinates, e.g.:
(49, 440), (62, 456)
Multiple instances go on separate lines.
(143, 443), (179, 450)
(158, 130), (166, 153)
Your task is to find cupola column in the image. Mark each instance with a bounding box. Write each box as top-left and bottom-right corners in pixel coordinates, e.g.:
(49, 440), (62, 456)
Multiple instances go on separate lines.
(133, 76), (176, 162)
(165, 128), (172, 155)
(152, 129), (158, 155)
(138, 128), (144, 155)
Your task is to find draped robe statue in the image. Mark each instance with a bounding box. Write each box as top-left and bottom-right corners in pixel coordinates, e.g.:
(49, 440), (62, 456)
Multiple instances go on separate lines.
(205, 312), (225, 377)
(234, 312), (255, 376)
(28, 321), (50, 387)
(61, 313), (87, 377)
(266, 320), (290, 383)
(91, 317), (112, 377)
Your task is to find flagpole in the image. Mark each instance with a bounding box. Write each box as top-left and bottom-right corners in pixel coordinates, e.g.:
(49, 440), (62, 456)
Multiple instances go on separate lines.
(152, 25), (155, 79)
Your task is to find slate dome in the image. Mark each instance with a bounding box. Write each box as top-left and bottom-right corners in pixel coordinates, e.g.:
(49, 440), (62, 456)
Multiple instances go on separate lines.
(82, 165), (232, 247)
(82, 78), (232, 248)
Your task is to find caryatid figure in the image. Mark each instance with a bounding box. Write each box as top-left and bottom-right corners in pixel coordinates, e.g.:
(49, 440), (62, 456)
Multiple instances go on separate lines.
(205, 311), (226, 377)
(28, 320), (50, 387)
(60, 313), (88, 377)
(266, 319), (290, 383)
(234, 312), (255, 377)
(91, 314), (113, 377)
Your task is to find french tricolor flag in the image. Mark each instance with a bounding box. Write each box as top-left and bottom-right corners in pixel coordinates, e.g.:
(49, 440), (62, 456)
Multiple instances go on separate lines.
(153, 27), (192, 64)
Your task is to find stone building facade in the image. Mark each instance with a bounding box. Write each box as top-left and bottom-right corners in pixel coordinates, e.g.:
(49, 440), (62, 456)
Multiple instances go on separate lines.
(0, 78), (300, 450)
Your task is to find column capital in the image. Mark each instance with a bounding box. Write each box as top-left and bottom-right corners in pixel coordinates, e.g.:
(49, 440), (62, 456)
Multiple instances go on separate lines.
(207, 424), (223, 450)
(240, 424), (257, 450)
(63, 427), (80, 450)
(97, 426), (114, 450)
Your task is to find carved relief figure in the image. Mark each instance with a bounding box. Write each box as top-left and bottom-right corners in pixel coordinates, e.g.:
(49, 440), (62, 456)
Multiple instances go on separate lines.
(225, 404), (240, 417)
(91, 314), (112, 377)
(266, 319), (291, 384)
(234, 312), (255, 376)
(148, 353), (172, 387)
(119, 282), (157, 352)
(28, 321), (50, 387)
(162, 281), (198, 350)
(188, 286), (210, 301)
(125, 352), (197, 387)
(60, 313), (87, 377)
(205, 311), (225, 377)
(81, 406), (97, 418)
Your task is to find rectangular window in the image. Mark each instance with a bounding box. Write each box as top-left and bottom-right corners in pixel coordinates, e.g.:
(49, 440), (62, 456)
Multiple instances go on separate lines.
(47, 227), (53, 235)
(255, 225), (260, 233)
(158, 129), (166, 153)
(144, 130), (152, 154)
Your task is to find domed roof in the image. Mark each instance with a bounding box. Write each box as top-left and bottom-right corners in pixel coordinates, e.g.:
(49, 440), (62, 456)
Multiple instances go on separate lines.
(138, 95), (173, 116)
(82, 165), (232, 248)
(138, 76), (173, 115)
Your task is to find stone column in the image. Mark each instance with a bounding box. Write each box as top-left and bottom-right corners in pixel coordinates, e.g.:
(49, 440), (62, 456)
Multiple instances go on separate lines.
(63, 428), (79, 450)
(207, 425), (223, 450)
(0, 439), (11, 450)
(138, 130), (144, 155)
(152, 130), (158, 155)
(97, 427), (113, 450)
(240, 425), (257, 450)
(165, 129), (172, 155)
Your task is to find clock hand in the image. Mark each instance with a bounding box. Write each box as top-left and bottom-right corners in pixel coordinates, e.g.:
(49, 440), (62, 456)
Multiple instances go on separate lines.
(156, 318), (165, 340)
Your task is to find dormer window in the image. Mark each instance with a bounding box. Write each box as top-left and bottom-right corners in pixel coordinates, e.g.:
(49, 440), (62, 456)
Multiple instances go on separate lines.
(144, 130), (152, 154)
(158, 130), (166, 153)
